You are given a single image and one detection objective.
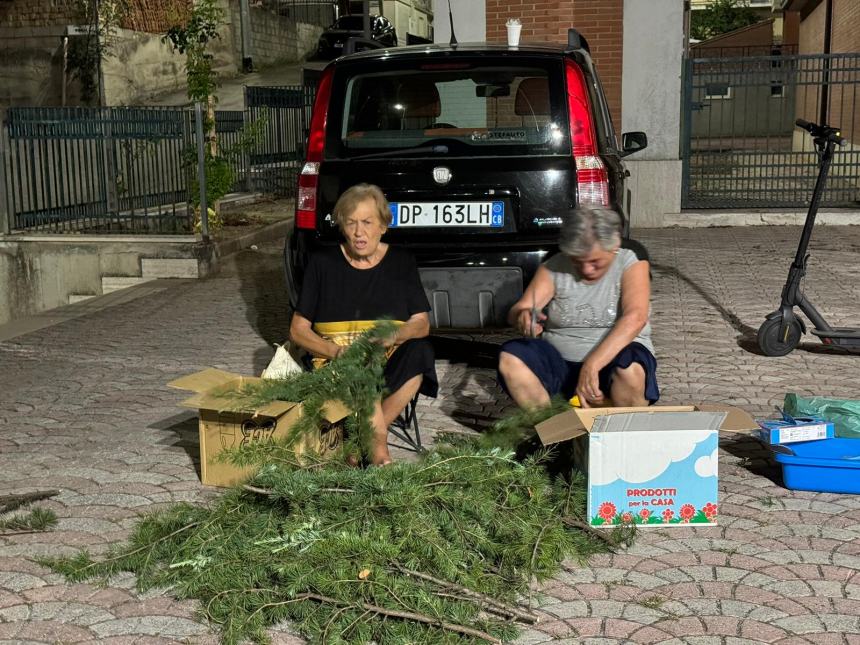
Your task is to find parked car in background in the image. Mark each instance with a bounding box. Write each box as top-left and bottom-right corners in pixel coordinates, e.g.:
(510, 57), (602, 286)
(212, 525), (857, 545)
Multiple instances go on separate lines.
(287, 30), (648, 329)
(313, 15), (397, 60)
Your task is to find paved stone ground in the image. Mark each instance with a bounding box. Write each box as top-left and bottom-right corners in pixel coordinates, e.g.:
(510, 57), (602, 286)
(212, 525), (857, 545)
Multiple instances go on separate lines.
(1, 226), (860, 644)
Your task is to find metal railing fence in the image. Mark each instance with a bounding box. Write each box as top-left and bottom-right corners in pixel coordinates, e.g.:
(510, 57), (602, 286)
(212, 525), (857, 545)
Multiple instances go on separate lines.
(682, 52), (860, 209)
(0, 92), (314, 234)
(254, 0), (336, 27)
(2, 106), (193, 233)
(245, 84), (316, 197)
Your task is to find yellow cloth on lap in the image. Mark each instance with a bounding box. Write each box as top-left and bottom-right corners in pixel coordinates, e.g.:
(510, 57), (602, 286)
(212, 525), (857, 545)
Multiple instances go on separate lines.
(311, 320), (403, 369)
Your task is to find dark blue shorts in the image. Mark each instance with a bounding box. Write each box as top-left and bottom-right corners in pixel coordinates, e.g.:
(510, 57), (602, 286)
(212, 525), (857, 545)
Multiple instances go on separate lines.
(498, 338), (660, 404)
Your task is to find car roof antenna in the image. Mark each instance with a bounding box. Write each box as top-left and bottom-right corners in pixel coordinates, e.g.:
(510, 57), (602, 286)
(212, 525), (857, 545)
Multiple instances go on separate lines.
(447, 0), (458, 45)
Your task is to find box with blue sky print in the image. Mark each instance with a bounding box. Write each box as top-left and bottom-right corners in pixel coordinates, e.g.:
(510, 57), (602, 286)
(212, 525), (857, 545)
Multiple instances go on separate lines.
(536, 405), (758, 527)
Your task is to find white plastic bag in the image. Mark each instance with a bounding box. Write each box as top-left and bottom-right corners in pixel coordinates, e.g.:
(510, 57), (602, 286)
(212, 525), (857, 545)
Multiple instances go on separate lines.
(261, 342), (304, 379)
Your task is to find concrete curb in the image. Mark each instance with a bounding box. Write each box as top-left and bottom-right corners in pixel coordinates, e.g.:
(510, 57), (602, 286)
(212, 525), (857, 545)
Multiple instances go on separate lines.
(212, 218), (292, 262)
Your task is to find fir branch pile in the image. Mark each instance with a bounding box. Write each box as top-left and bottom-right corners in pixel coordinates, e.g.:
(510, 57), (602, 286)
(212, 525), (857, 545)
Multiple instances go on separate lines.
(42, 323), (633, 644)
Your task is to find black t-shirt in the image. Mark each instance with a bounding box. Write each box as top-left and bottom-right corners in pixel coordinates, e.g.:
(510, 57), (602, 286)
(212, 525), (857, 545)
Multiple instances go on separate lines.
(296, 245), (430, 323)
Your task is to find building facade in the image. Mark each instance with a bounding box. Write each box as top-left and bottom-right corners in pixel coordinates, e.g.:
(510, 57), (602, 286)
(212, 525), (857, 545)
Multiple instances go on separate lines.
(783, 0), (860, 146)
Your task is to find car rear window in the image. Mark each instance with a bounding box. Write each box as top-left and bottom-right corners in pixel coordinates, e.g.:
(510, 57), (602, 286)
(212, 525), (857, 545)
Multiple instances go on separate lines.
(332, 59), (570, 158)
(332, 16), (365, 30)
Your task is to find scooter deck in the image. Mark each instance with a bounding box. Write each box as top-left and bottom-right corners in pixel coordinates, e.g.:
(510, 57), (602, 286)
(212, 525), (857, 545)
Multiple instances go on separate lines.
(810, 327), (860, 346)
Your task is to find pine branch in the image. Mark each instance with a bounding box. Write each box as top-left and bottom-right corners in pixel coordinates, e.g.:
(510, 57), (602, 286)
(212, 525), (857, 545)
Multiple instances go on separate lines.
(291, 592), (503, 644)
(0, 490), (60, 514)
(70, 521), (201, 574)
(528, 522), (552, 608)
(0, 507), (57, 534)
(391, 564), (538, 624)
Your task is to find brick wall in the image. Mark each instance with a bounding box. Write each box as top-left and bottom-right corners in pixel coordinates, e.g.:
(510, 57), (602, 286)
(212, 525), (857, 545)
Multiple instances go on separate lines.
(485, 0), (623, 127)
(797, 0), (825, 55)
(827, 0), (860, 142)
(796, 0), (825, 129)
(0, 0), (78, 28)
(794, 0), (860, 142)
(831, 0), (860, 53)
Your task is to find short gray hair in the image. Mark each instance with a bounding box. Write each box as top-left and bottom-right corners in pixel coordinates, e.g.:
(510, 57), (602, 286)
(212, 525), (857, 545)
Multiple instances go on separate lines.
(558, 207), (622, 257)
(333, 183), (392, 230)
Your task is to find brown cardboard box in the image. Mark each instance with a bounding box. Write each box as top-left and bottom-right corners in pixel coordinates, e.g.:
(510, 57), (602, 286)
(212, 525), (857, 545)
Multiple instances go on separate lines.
(168, 368), (349, 487)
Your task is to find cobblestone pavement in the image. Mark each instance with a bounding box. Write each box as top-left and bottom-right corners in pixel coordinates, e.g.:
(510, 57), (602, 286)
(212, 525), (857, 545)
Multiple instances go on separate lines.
(1, 226), (860, 644)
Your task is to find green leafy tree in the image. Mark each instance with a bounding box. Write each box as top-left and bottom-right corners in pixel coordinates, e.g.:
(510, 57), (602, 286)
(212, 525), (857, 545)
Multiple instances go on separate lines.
(690, 0), (761, 42)
(162, 0), (223, 105)
(163, 0), (233, 233)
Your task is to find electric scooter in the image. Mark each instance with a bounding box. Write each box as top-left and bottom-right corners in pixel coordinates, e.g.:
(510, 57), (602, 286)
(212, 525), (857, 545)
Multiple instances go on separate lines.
(756, 118), (860, 356)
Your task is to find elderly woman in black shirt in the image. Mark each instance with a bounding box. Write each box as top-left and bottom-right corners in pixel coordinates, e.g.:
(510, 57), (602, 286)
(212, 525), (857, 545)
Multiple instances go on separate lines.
(289, 183), (437, 465)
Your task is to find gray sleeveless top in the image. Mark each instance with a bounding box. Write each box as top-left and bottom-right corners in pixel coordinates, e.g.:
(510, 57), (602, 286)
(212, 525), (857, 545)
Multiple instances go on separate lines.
(541, 248), (654, 362)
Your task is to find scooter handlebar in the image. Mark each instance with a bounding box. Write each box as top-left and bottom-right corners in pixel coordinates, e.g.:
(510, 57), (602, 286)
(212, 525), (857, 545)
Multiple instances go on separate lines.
(795, 118), (847, 146)
(795, 118), (814, 132)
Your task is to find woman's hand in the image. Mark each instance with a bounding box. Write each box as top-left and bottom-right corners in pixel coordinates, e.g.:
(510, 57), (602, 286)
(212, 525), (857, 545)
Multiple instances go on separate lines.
(507, 266), (554, 334)
(370, 329), (398, 349)
(516, 308), (547, 337)
(575, 361), (604, 408)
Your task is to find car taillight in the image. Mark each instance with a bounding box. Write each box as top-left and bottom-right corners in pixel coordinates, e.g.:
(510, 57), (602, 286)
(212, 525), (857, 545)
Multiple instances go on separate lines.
(296, 67), (334, 230)
(565, 59), (610, 207)
(296, 162), (319, 229)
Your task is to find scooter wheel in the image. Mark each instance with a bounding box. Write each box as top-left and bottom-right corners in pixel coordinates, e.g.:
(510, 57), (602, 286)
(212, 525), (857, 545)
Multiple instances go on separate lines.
(757, 316), (802, 356)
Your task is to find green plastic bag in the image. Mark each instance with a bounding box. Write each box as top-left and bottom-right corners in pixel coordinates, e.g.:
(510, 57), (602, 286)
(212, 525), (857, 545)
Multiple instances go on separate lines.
(784, 393), (860, 438)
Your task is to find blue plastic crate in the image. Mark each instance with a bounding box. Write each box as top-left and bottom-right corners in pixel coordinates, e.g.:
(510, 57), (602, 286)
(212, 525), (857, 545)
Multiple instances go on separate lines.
(772, 438), (860, 494)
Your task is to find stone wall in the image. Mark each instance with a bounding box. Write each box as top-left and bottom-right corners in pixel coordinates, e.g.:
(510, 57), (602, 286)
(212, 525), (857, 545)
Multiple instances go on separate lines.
(1, 0), (324, 109)
(100, 0), (240, 106)
(244, 6), (324, 66)
(101, 29), (187, 106)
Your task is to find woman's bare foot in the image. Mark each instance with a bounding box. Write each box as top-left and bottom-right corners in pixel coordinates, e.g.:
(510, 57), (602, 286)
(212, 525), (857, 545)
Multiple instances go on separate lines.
(370, 440), (392, 467)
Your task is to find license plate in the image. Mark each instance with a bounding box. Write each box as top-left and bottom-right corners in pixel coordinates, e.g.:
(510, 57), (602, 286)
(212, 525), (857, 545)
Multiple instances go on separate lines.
(389, 201), (504, 227)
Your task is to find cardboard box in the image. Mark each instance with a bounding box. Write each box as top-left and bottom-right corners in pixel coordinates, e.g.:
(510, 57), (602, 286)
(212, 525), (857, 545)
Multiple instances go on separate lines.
(756, 416), (835, 445)
(536, 404), (757, 527)
(168, 368), (349, 488)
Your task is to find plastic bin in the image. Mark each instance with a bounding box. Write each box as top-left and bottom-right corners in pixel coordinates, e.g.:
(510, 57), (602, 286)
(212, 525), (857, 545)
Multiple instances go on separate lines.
(772, 438), (860, 494)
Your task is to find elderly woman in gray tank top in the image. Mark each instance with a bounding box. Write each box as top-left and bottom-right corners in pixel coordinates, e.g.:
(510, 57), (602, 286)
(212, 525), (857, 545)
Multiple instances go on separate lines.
(498, 207), (659, 409)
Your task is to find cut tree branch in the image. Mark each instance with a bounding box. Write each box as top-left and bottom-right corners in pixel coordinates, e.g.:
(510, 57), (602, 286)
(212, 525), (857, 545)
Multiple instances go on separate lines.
(242, 485), (354, 497)
(392, 563), (537, 624)
(562, 516), (622, 549)
(0, 490), (60, 515)
(293, 592), (502, 644)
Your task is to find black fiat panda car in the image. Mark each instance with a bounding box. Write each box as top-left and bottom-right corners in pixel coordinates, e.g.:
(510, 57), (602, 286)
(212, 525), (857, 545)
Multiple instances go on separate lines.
(286, 30), (647, 328)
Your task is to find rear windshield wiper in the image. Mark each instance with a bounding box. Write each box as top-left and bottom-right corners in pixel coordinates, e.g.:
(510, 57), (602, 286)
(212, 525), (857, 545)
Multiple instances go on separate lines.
(347, 144), (449, 161)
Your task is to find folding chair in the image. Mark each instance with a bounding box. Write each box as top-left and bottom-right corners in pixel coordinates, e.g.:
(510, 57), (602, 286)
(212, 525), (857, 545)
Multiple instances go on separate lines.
(388, 393), (423, 453)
